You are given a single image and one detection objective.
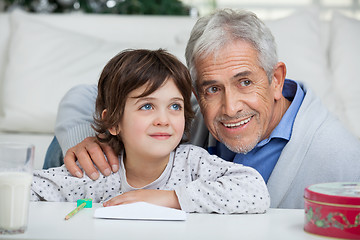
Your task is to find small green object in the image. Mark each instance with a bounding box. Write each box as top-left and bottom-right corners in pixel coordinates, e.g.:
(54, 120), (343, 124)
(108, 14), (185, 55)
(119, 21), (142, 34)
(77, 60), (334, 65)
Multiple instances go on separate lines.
(65, 199), (93, 220)
(77, 198), (93, 208)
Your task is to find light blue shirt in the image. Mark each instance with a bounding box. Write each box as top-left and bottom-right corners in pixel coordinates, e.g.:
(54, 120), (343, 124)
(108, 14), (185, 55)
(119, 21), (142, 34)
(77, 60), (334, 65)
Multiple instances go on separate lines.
(210, 79), (304, 182)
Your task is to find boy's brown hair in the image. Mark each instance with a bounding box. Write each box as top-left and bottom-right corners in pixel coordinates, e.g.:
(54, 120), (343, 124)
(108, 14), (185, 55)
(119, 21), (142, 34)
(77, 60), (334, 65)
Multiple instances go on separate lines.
(93, 49), (194, 155)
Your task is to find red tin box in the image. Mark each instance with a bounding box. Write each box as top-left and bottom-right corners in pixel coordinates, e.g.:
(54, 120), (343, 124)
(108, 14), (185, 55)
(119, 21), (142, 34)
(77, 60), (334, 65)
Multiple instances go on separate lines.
(304, 182), (360, 239)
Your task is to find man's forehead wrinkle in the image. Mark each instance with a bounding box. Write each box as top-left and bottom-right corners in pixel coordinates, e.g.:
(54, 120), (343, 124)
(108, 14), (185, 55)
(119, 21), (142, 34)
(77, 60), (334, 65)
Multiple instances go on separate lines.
(232, 71), (252, 79)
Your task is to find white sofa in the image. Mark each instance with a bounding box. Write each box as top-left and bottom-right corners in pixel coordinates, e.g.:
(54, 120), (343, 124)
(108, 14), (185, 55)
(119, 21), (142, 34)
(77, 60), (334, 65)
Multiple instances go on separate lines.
(1, 9), (359, 170)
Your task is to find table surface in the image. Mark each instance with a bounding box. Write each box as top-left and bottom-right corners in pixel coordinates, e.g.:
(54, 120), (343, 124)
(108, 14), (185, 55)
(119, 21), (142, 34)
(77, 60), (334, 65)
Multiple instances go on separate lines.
(0, 202), (326, 240)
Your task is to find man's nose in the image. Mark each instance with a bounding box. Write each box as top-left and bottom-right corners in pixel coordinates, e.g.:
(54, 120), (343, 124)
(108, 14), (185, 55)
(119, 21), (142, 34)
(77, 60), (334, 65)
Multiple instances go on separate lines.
(223, 89), (242, 117)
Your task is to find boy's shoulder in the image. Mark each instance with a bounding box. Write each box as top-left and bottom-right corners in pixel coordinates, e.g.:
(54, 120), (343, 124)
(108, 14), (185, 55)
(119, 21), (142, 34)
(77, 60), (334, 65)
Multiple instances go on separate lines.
(175, 143), (212, 156)
(174, 143), (233, 166)
(177, 143), (205, 151)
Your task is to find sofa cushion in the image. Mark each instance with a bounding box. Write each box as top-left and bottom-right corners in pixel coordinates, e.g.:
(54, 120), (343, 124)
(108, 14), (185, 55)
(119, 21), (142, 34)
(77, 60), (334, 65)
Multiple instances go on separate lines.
(0, 14), (10, 117)
(265, 8), (329, 99)
(0, 12), (116, 133)
(0, 11), (188, 133)
(330, 12), (360, 138)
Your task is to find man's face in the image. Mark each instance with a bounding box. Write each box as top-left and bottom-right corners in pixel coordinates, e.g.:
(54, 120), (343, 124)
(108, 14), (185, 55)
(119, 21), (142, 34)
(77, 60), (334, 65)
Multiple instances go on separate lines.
(195, 40), (283, 154)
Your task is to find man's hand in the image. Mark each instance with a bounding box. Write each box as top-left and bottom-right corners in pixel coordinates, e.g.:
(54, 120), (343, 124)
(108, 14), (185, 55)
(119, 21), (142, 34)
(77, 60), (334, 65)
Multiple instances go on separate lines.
(103, 189), (181, 209)
(64, 136), (119, 180)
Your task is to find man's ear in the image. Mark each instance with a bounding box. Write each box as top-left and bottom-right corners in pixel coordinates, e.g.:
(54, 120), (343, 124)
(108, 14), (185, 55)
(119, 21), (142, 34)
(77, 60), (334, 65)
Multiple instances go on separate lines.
(272, 62), (287, 100)
(102, 109), (120, 136)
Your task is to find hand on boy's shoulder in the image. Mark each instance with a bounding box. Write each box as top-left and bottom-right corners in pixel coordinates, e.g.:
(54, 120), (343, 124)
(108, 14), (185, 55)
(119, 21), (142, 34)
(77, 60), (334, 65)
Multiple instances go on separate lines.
(64, 136), (119, 180)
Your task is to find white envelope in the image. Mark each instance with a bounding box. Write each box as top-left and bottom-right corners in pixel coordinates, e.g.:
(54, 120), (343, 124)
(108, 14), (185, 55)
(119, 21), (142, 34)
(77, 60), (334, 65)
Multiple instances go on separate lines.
(93, 202), (187, 221)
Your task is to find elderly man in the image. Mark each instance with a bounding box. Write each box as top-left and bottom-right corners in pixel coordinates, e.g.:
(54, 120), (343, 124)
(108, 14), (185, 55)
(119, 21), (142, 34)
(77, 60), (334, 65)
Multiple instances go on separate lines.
(46, 9), (360, 209)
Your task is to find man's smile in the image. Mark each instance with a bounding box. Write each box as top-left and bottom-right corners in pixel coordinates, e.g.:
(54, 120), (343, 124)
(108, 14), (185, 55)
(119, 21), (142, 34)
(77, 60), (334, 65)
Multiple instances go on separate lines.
(222, 116), (252, 128)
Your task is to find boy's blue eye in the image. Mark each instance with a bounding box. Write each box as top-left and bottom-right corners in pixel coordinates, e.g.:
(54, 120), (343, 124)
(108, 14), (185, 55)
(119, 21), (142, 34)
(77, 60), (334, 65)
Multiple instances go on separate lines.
(140, 104), (153, 110)
(170, 103), (182, 111)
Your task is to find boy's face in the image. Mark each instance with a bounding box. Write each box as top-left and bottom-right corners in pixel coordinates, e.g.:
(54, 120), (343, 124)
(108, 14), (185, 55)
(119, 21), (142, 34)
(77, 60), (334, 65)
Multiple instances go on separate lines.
(112, 78), (185, 161)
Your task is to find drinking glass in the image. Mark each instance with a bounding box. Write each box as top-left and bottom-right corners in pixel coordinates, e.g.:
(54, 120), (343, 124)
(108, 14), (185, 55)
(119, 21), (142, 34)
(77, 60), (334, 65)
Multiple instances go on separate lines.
(0, 142), (34, 234)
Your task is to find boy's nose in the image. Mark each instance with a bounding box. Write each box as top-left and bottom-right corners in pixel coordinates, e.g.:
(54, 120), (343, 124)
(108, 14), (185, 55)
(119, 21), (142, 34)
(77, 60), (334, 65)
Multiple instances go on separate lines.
(154, 111), (169, 126)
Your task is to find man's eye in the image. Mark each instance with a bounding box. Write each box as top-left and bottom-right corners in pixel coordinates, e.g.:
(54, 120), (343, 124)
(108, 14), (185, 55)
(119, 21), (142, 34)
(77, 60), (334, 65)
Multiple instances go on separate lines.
(140, 104), (153, 110)
(240, 80), (251, 87)
(170, 103), (182, 111)
(206, 86), (219, 94)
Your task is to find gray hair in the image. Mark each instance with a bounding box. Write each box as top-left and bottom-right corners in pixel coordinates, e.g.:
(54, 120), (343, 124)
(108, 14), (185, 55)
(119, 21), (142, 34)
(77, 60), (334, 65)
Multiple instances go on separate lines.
(185, 8), (278, 92)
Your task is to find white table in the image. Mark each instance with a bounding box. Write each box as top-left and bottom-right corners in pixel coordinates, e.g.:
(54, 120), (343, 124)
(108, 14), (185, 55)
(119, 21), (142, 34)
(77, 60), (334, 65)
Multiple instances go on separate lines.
(0, 202), (325, 240)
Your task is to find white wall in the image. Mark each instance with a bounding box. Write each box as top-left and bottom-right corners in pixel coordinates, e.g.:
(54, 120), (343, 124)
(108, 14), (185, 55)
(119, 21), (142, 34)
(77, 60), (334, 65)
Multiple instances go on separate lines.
(181, 0), (360, 20)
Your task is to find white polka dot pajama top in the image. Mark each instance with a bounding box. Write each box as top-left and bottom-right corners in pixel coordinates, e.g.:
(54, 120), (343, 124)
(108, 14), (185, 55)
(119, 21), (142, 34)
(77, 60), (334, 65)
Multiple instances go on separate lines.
(31, 144), (270, 214)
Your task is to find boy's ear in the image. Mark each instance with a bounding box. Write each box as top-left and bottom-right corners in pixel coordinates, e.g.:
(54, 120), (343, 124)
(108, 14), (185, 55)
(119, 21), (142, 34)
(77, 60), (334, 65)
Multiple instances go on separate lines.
(102, 109), (120, 136)
(108, 127), (119, 136)
(101, 109), (107, 119)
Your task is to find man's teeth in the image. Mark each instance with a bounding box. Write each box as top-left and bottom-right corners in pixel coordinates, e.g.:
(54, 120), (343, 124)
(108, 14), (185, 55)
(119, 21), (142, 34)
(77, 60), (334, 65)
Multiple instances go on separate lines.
(223, 117), (251, 128)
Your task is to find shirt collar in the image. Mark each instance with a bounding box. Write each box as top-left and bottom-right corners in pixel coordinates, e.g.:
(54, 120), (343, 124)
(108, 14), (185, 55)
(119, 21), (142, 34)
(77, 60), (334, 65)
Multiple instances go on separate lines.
(256, 79), (304, 147)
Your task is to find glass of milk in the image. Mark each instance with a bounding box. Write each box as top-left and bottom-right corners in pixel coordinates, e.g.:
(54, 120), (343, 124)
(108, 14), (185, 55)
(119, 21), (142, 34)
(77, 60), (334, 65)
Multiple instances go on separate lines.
(0, 142), (34, 234)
